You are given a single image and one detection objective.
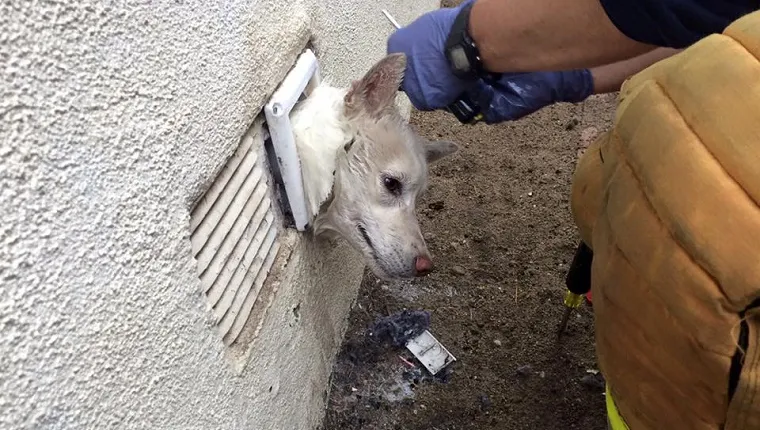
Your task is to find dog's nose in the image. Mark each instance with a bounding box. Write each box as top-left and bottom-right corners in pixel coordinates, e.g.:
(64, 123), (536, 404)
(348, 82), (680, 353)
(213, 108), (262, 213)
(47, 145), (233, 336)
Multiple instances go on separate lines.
(414, 256), (433, 276)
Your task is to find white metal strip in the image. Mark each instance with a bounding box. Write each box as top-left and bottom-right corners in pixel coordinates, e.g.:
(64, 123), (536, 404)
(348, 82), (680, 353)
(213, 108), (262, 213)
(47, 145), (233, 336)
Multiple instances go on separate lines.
(191, 148), (259, 257)
(216, 226), (278, 335)
(222, 240), (281, 346)
(264, 48), (321, 231)
(193, 165), (264, 272)
(190, 133), (258, 233)
(206, 208), (274, 307)
(199, 185), (269, 293)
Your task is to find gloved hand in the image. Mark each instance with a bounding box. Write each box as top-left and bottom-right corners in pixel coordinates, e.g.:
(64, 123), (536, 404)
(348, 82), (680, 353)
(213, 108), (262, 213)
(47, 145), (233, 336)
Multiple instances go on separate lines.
(467, 69), (594, 124)
(386, 0), (477, 111)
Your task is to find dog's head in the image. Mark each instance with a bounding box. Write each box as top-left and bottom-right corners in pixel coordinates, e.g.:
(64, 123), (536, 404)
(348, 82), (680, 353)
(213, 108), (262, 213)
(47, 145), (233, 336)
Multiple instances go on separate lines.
(314, 53), (459, 280)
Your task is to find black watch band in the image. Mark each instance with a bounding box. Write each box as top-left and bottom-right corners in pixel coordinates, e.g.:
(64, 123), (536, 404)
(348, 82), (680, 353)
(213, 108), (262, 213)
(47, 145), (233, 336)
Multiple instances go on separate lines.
(444, 3), (486, 81)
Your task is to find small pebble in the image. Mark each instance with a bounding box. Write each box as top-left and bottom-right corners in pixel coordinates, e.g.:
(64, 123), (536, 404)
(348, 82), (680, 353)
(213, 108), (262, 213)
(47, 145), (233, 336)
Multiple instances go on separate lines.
(452, 265), (466, 276)
(493, 339), (502, 346)
(581, 374), (606, 390)
(528, 191), (533, 197)
(479, 394), (492, 411)
(516, 365), (533, 376)
(428, 201), (445, 211)
(565, 118), (580, 130)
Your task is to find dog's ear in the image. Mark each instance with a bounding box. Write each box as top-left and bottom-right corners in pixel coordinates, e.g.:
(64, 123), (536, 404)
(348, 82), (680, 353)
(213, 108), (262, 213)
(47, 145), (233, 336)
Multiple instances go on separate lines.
(344, 53), (406, 118)
(424, 140), (459, 163)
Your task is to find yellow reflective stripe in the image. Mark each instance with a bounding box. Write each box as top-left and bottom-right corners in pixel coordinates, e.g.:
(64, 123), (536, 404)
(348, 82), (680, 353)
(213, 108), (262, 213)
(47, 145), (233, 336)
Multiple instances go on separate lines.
(563, 290), (584, 308)
(606, 384), (630, 430)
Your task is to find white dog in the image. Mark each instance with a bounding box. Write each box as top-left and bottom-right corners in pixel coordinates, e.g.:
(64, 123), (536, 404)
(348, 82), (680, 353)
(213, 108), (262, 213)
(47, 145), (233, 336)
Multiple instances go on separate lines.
(290, 53), (459, 280)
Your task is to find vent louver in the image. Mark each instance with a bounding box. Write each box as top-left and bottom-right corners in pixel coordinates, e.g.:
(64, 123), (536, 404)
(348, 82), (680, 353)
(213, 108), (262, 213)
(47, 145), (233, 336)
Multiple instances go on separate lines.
(190, 127), (281, 346)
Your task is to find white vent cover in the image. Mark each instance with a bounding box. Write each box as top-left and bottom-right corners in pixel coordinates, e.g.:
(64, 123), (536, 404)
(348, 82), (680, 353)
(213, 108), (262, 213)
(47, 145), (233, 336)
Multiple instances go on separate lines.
(190, 125), (281, 346)
(264, 48), (321, 231)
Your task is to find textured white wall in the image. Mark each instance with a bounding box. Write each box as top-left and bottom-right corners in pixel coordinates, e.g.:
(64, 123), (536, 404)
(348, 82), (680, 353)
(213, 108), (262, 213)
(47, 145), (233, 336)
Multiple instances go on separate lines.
(0, 0), (437, 429)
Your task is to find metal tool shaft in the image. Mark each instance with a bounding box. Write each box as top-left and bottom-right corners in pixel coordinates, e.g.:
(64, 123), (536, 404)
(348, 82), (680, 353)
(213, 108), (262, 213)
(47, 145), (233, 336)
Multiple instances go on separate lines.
(557, 306), (573, 336)
(382, 9), (402, 29)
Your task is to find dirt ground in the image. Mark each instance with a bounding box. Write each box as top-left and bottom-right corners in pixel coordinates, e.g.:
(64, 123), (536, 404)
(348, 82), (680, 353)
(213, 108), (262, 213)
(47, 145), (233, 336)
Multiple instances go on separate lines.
(319, 88), (620, 429)
(321, 6), (620, 424)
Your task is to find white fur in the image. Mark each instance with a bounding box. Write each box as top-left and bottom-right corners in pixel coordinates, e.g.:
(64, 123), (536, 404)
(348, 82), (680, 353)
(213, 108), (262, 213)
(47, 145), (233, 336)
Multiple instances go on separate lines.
(290, 82), (355, 219)
(284, 53), (459, 280)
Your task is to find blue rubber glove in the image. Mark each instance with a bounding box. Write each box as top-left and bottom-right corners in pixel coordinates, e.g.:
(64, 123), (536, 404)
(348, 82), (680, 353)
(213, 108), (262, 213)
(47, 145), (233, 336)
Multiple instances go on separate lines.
(467, 69), (594, 124)
(387, 0), (477, 111)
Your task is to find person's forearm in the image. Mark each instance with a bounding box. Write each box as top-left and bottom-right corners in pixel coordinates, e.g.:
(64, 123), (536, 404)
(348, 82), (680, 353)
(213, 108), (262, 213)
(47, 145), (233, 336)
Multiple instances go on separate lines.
(590, 48), (682, 94)
(469, 0), (657, 73)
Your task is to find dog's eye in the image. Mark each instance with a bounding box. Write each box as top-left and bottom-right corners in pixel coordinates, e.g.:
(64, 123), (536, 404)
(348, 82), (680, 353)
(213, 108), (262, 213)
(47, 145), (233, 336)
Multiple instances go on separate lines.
(383, 176), (402, 196)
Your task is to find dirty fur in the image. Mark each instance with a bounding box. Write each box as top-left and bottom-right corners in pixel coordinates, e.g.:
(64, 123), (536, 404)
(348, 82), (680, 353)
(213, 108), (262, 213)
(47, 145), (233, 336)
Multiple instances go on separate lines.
(368, 310), (431, 347)
(289, 53), (459, 280)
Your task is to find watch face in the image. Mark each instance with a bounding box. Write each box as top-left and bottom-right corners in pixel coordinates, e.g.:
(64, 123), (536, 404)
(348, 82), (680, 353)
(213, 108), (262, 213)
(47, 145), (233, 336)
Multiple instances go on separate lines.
(448, 46), (471, 73)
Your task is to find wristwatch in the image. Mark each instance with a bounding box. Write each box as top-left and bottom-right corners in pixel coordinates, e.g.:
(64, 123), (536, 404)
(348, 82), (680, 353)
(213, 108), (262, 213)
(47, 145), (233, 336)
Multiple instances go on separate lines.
(444, 2), (487, 81)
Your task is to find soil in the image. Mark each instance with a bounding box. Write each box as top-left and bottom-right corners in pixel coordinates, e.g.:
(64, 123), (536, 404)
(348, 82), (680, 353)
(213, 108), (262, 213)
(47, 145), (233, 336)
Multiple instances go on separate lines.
(321, 6), (620, 426)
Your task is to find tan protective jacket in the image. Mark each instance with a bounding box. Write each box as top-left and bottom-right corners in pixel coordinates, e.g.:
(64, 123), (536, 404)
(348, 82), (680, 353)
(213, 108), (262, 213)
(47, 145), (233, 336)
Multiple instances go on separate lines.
(570, 11), (760, 430)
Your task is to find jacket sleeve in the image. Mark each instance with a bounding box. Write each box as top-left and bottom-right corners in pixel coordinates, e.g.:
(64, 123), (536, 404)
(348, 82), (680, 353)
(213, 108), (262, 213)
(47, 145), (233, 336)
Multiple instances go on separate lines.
(599, 0), (760, 48)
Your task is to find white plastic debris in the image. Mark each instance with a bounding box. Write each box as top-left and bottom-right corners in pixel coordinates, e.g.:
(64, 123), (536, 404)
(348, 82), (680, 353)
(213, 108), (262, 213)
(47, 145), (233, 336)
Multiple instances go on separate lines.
(405, 330), (456, 375)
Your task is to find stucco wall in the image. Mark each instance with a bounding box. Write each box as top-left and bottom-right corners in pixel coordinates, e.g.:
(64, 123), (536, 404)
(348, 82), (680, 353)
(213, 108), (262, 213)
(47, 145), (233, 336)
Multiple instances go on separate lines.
(0, 1), (437, 429)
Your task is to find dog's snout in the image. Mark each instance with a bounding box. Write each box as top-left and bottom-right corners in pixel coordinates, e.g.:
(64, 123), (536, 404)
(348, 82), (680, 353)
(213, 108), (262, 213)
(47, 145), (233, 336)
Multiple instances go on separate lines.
(414, 255), (433, 276)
